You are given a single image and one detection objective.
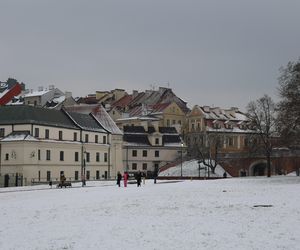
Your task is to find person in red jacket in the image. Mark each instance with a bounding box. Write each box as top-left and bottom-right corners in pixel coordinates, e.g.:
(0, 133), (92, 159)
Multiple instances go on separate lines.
(123, 172), (128, 188)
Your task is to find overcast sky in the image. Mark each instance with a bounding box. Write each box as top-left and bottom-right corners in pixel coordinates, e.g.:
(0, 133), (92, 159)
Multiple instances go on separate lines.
(1, 0), (300, 110)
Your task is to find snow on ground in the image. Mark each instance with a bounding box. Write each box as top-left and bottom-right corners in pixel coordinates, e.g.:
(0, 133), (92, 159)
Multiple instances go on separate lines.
(159, 159), (231, 177)
(1, 177), (300, 250)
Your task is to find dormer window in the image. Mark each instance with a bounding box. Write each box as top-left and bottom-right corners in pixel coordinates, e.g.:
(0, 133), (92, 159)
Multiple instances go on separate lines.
(213, 123), (221, 129)
(155, 138), (159, 145)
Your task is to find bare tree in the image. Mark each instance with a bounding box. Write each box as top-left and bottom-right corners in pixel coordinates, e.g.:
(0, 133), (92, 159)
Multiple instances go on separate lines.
(247, 95), (277, 177)
(196, 133), (224, 174)
(277, 59), (300, 146)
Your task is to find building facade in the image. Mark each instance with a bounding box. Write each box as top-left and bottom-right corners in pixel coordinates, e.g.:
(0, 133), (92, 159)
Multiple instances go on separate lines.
(0, 106), (115, 187)
(123, 125), (186, 176)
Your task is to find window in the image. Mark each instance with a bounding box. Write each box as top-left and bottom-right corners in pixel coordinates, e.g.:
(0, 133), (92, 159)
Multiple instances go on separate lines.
(132, 150), (137, 157)
(38, 150), (41, 160)
(155, 150), (159, 157)
(155, 138), (159, 145)
(46, 150), (51, 160)
(75, 152), (79, 162)
(96, 170), (100, 180)
(75, 171), (79, 181)
(35, 128), (39, 138)
(47, 171), (51, 181)
(73, 132), (77, 141)
(103, 136), (107, 144)
(95, 135), (98, 143)
(86, 152), (90, 162)
(86, 171), (90, 180)
(5, 153), (9, 160)
(244, 138), (249, 147)
(178, 120), (181, 125)
(0, 128), (4, 137)
(34, 100), (37, 106)
(143, 150), (147, 157)
(59, 131), (63, 140)
(167, 120), (170, 126)
(38, 171), (41, 181)
(60, 151), (64, 161)
(172, 120), (176, 125)
(132, 163), (137, 170)
(45, 129), (49, 139)
(85, 134), (89, 143)
(143, 163), (147, 170)
(104, 153), (108, 162)
(228, 137), (234, 146)
(96, 152), (100, 162)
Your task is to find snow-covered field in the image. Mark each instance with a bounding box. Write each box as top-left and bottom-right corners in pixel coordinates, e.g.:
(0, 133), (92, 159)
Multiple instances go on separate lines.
(1, 177), (300, 250)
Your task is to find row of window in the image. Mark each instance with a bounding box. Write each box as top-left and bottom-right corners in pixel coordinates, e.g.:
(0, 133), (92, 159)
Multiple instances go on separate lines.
(4, 150), (108, 162)
(44, 170), (108, 181)
(34, 128), (107, 143)
(130, 163), (159, 171)
(166, 119), (182, 126)
(131, 150), (160, 157)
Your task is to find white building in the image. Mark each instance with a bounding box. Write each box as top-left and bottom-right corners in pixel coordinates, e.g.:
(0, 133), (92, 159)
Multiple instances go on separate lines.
(0, 105), (118, 187)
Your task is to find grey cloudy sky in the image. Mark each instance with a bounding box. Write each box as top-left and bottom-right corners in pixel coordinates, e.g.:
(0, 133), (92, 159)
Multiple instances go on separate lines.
(1, 0), (300, 110)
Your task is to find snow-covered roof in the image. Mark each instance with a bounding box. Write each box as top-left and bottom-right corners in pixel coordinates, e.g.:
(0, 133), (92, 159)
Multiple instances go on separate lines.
(64, 104), (123, 135)
(24, 89), (51, 98)
(1, 132), (38, 142)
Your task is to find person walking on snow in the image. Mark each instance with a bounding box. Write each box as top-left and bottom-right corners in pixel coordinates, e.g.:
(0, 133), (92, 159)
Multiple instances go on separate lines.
(123, 172), (128, 187)
(117, 171), (122, 187)
(136, 171), (142, 187)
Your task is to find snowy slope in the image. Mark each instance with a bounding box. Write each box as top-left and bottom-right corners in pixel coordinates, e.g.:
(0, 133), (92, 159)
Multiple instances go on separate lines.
(159, 159), (231, 177)
(1, 177), (300, 250)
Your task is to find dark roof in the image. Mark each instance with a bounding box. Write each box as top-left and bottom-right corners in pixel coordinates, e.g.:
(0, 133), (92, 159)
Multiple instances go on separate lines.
(123, 134), (150, 145)
(123, 126), (146, 133)
(163, 135), (182, 144)
(159, 127), (178, 134)
(0, 105), (79, 129)
(147, 126), (156, 134)
(66, 111), (106, 133)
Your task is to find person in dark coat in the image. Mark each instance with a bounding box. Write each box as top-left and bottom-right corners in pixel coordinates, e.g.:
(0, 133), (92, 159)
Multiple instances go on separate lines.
(117, 171), (122, 187)
(136, 171), (142, 187)
(223, 172), (227, 178)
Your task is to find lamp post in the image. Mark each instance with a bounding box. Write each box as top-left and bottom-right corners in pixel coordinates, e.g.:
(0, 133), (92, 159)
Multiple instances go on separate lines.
(81, 146), (86, 187)
(180, 143), (183, 178)
(198, 160), (201, 178)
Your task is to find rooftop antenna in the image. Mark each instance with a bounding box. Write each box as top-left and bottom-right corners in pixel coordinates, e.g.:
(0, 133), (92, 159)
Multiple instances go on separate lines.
(167, 82), (170, 88)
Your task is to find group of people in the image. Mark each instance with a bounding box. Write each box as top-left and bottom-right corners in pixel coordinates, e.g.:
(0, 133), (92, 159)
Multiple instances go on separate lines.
(117, 170), (144, 187)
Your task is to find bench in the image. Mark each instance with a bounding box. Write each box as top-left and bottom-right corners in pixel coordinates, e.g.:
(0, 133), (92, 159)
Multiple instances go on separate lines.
(57, 182), (72, 188)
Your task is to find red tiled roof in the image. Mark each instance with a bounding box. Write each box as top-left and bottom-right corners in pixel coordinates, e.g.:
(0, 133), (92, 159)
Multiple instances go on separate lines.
(111, 94), (132, 108)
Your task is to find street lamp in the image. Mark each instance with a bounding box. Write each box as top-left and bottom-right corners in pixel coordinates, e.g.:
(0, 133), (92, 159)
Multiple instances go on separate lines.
(81, 146), (86, 187)
(180, 143), (184, 178)
(198, 160), (201, 178)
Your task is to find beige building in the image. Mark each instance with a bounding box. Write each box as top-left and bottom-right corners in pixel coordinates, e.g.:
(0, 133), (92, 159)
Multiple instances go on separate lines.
(122, 124), (186, 176)
(186, 105), (254, 156)
(0, 105), (121, 187)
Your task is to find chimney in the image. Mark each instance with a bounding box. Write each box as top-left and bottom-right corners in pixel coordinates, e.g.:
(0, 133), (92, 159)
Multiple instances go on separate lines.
(38, 86), (43, 92)
(49, 85), (55, 90)
(65, 91), (72, 98)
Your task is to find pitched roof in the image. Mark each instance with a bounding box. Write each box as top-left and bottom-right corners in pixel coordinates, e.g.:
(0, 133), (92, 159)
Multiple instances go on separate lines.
(123, 126), (146, 133)
(64, 104), (123, 135)
(0, 105), (79, 129)
(111, 94), (133, 109)
(123, 134), (150, 145)
(65, 111), (106, 133)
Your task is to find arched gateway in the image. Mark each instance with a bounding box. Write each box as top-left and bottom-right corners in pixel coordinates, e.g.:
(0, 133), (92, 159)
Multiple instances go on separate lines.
(249, 161), (268, 176)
